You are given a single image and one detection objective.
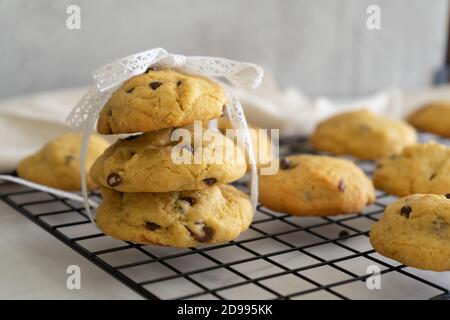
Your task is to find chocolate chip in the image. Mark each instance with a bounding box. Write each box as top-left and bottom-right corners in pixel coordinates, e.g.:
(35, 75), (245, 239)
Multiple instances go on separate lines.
(376, 163), (383, 170)
(430, 173), (437, 180)
(107, 173), (121, 187)
(146, 222), (161, 231)
(339, 230), (349, 238)
(144, 66), (157, 73)
(126, 87), (135, 94)
(180, 197), (196, 206)
(177, 80), (182, 87)
(400, 205), (412, 218)
(338, 179), (346, 192)
(65, 155), (75, 165)
(445, 194), (450, 199)
(203, 178), (217, 186)
(187, 225), (215, 242)
(359, 124), (371, 133)
(149, 81), (162, 90)
(280, 158), (292, 170)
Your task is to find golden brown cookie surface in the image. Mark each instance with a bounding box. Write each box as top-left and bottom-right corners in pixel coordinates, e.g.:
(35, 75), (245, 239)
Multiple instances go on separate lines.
(90, 127), (247, 193)
(370, 194), (450, 271)
(407, 101), (450, 137)
(97, 69), (226, 134)
(96, 185), (252, 247)
(259, 155), (375, 216)
(310, 109), (417, 160)
(373, 142), (450, 197)
(17, 133), (109, 191)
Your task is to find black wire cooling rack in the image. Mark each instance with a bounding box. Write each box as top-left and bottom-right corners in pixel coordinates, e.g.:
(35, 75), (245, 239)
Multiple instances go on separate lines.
(1, 132), (450, 300)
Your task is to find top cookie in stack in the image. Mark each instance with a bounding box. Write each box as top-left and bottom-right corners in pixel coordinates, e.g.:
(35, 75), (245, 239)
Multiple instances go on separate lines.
(97, 68), (226, 134)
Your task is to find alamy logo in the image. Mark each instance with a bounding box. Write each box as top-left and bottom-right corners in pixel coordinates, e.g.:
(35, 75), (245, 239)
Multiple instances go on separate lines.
(366, 5), (381, 30)
(66, 265), (81, 290)
(169, 121), (280, 175)
(366, 265), (381, 290)
(66, 5), (81, 30)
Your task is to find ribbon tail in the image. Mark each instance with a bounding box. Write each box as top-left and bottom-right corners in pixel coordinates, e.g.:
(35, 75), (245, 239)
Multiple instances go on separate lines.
(223, 86), (259, 213)
(80, 123), (95, 223)
(0, 175), (99, 209)
(77, 88), (110, 223)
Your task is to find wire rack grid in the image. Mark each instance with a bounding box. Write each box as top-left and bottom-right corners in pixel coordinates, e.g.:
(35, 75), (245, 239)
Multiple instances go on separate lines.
(0, 132), (449, 300)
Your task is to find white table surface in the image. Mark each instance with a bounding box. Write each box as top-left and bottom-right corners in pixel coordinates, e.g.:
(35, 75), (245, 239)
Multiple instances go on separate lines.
(0, 200), (141, 299)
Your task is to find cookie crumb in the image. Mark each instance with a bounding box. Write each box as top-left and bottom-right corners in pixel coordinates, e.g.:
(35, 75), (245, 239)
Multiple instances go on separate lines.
(339, 230), (349, 238)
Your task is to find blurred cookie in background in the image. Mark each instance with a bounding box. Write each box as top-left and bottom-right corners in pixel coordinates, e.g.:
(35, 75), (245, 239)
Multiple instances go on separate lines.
(373, 142), (450, 197)
(407, 101), (450, 138)
(310, 109), (417, 160)
(17, 133), (109, 191)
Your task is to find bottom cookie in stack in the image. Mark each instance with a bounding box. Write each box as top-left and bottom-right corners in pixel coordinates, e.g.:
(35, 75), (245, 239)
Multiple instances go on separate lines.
(96, 185), (252, 247)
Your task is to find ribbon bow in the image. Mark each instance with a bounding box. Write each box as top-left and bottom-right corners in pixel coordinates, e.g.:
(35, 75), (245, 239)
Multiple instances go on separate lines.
(67, 48), (263, 223)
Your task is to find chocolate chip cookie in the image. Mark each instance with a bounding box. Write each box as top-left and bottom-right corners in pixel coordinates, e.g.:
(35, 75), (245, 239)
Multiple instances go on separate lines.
(310, 109), (417, 160)
(370, 194), (450, 271)
(17, 133), (109, 191)
(259, 155), (375, 216)
(90, 127), (247, 193)
(97, 69), (226, 134)
(373, 142), (450, 197)
(407, 101), (450, 137)
(96, 185), (252, 247)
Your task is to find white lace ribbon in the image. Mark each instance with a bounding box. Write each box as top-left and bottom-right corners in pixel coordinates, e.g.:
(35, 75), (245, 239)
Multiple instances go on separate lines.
(0, 175), (99, 208)
(67, 48), (263, 223)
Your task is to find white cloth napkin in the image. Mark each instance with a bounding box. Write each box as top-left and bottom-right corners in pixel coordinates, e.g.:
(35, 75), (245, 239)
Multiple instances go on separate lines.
(0, 88), (89, 172)
(239, 72), (450, 136)
(1, 81), (450, 172)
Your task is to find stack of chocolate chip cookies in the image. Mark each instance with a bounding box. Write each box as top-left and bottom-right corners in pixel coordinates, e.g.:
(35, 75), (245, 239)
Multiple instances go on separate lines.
(90, 68), (252, 247)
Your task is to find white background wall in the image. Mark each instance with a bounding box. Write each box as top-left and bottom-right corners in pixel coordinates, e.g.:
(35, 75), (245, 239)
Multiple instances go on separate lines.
(0, 0), (448, 99)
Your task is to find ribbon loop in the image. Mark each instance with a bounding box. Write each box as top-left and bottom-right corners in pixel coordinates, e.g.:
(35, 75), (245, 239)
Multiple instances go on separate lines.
(93, 48), (168, 92)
